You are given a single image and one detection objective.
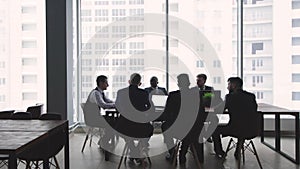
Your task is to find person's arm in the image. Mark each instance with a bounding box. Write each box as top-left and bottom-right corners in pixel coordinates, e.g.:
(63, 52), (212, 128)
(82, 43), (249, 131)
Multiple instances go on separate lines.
(94, 91), (115, 109)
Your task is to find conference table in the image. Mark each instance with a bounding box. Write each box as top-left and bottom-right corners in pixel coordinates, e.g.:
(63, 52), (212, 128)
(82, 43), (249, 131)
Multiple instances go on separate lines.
(0, 120), (69, 169)
(258, 103), (300, 164)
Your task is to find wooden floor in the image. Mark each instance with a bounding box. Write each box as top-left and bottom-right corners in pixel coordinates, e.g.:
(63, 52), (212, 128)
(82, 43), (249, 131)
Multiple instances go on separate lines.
(53, 133), (300, 169)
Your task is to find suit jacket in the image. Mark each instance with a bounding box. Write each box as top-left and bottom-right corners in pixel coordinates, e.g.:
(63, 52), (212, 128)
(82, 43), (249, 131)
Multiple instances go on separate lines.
(162, 88), (206, 143)
(145, 87), (168, 95)
(224, 89), (259, 138)
(115, 85), (153, 138)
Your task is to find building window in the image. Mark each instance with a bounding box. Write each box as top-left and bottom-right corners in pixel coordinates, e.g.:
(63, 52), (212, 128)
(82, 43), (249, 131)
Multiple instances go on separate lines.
(292, 37), (300, 46)
(0, 78), (5, 85)
(22, 92), (37, 100)
(22, 75), (37, 84)
(292, 92), (300, 101)
(292, 73), (300, 82)
(170, 3), (179, 12)
(0, 62), (5, 68)
(292, 1), (300, 9)
(213, 60), (221, 68)
(196, 60), (204, 68)
(256, 91), (264, 99)
(213, 77), (221, 84)
(252, 75), (263, 86)
(21, 6), (36, 14)
(82, 75), (92, 88)
(0, 95), (5, 102)
(252, 42), (263, 54)
(112, 75), (126, 87)
(22, 23), (37, 31)
(292, 55), (300, 64)
(22, 40), (37, 48)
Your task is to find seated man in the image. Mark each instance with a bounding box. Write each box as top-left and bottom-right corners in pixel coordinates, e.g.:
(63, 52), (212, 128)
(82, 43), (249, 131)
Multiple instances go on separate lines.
(162, 74), (206, 164)
(212, 77), (258, 158)
(85, 75), (116, 156)
(145, 76), (168, 95)
(115, 73), (154, 163)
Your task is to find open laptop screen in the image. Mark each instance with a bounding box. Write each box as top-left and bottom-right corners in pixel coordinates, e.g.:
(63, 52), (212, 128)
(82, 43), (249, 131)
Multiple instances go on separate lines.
(151, 95), (168, 107)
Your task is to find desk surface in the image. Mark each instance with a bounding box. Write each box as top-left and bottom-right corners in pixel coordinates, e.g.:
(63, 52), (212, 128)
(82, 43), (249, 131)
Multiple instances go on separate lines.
(0, 131), (47, 153)
(0, 120), (66, 132)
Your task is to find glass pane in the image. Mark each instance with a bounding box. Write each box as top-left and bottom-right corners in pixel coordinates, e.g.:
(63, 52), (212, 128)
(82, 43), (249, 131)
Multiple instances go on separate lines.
(78, 0), (165, 122)
(168, 0), (236, 95)
(244, 0), (300, 111)
(0, 0), (46, 110)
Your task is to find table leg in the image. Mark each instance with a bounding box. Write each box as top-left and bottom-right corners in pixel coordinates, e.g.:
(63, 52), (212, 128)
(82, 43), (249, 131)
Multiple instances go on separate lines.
(295, 113), (299, 164)
(8, 153), (17, 169)
(275, 114), (280, 151)
(65, 123), (70, 169)
(260, 113), (264, 142)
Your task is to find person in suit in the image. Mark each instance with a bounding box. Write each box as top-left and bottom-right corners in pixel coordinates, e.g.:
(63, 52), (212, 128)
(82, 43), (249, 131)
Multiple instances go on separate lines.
(196, 74), (214, 91)
(115, 73), (154, 163)
(85, 75), (115, 159)
(211, 77), (258, 159)
(161, 74), (205, 164)
(145, 76), (168, 95)
(87, 75), (115, 110)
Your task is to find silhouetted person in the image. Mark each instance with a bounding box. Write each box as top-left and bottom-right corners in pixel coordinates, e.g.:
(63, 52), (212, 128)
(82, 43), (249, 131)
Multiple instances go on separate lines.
(212, 77), (258, 159)
(162, 74), (205, 164)
(145, 76), (168, 95)
(115, 73), (154, 163)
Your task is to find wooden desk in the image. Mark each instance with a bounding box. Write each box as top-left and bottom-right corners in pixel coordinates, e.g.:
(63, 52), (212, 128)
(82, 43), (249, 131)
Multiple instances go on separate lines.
(258, 103), (300, 164)
(0, 120), (69, 169)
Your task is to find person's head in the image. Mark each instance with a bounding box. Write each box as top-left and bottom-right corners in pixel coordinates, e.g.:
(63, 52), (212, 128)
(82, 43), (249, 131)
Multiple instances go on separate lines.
(177, 74), (190, 89)
(96, 75), (109, 90)
(150, 76), (158, 88)
(227, 77), (243, 93)
(129, 73), (142, 86)
(196, 74), (207, 88)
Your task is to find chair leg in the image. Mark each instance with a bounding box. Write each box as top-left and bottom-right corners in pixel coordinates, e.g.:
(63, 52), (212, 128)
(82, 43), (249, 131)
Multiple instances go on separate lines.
(118, 142), (128, 169)
(81, 128), (91, 152)
(172, 141), (180, 169)
(191, 143), (202, 169)
(242, 143), (245, 164)
(225, 138), (234, 156)
(53, 156), (60, 169)
(250, 140), (263, 169)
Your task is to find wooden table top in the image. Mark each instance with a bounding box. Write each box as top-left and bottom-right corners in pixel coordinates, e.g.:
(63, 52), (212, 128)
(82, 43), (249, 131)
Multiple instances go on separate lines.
(0, 131), (47, 153)
(0, 120), (67, 132)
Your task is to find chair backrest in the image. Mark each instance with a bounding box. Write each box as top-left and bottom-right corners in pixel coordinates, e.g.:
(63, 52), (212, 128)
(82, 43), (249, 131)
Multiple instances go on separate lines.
(81, 102), (105, 128)
(18, 125), (66, 161)
(26, 103), (43, 119)
(11, 112), (32, 120)
(0, 110), (15, 119)
(39, 113), (62, 120)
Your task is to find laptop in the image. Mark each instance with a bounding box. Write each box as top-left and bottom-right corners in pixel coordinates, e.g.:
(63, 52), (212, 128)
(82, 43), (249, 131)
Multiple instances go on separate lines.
(151, 95), (168, 108)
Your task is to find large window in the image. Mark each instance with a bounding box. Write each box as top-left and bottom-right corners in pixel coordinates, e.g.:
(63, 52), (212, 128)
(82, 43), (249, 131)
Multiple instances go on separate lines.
(73, 0), (300, 123)
(0, 0), (46, 110)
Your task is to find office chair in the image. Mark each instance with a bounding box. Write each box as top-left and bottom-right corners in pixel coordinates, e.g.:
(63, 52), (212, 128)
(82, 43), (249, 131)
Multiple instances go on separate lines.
(0, 155), (8, 168)
(0, 110), (15, 119)
(38, 113), (62, 168)
(117, 138), (151, 169)
(10, 111), (32, 120)
(40, 113), (62, 120)
(26, 103), (43, 119)
(224, 111), (263, 169)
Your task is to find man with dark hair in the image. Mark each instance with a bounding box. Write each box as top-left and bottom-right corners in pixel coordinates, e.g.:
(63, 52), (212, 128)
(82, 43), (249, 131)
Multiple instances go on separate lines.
(145, 76), (168, 95)
(196, 74), (214, 91)
(211, 77), (258, 159)
(85, 75), (115, 158)
(88, 75), (115, 110)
